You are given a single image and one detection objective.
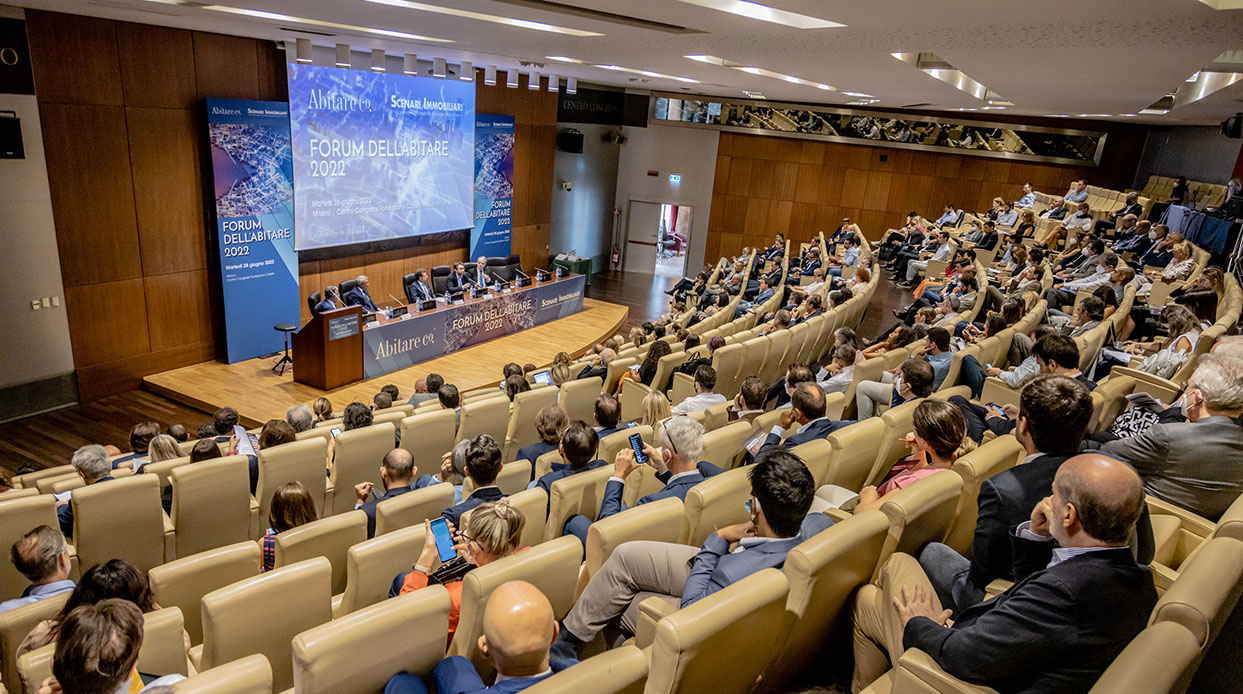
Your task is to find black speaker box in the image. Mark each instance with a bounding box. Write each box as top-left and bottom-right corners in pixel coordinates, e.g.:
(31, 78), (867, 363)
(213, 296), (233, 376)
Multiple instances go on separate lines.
(557, 128), (584, 153)
(0, 114), (23, 159)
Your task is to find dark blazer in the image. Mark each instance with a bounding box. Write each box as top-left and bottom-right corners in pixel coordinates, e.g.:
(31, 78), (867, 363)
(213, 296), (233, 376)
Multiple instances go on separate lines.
(1040, 206), (1068, 220)
(967, 454), (1069, 589)
(431, 654), (577, 694)
(111, 452), (142, 469)
(447, 272), (472, 295)
(441, 486), (505, 527)
(343, 286), (378, 312)
(360, 485), (413, 538)
(595, 424), (629, 439)
(57, 476), (116, 537)
(905, 545), (1156, 694)
(577, 364), (607, 381)
(682, 513), (833, 607)
(977, 231), (999, 251)
(407, 280), (434, 304)
(755, 418), (851, 459)
(598, 463), (724, 520)
(315, 299), (337, 314)
(469, 266), (490, 286)
(1115, 202), (1143, 219)
(801, 258), (822, 274)
(515, 441), (558, 471)
(536, 460), (607, 511)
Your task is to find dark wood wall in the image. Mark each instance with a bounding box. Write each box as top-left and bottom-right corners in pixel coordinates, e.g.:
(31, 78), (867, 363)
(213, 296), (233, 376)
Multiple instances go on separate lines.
(26, 10), (555, 400)
(705, 126), (1147, 261)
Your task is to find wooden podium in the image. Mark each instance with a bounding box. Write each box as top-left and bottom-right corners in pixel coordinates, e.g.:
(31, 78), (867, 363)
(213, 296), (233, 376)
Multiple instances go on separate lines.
(291, 305), (364, 390)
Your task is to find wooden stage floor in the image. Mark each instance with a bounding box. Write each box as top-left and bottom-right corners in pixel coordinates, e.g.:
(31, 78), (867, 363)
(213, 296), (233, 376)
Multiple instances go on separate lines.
(143, 298), (628, 427)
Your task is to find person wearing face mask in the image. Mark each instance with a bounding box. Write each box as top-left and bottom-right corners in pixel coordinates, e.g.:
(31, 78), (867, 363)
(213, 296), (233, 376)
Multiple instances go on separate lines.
(1101, 355), (1243, 522)
(550, 450), (831, 660)
(856, 358), (935, 420)
(1042, 251), (1118, 310)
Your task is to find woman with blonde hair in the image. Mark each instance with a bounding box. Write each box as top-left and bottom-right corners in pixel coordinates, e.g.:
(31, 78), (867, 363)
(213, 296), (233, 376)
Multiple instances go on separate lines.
(145, 434), (180, 465)
(640, 391), (672, 426)
(312, 397), (334, 425)
(394, 499), (527, 641)
(1158, 241), (1196, 282)
(550, 351), (573, 386)
(261, 481), (318, 571)
(1124, 305), (1202, 379)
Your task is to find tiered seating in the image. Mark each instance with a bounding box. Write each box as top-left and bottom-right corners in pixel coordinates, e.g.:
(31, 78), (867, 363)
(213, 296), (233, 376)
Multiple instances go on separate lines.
(1139, 175), (1230, 209)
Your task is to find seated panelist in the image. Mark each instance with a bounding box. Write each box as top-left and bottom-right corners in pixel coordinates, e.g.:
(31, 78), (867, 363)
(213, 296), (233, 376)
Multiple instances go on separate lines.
(447, 262), (473, 295)
(343, 274), (379, 313)
(407, 269), (435, 304)
(471, 256), (492, 286)
(316, 285), (342, 314)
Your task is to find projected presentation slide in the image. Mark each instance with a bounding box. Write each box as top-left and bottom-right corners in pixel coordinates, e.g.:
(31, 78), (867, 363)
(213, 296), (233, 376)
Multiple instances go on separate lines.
(288, 63), (476, 251)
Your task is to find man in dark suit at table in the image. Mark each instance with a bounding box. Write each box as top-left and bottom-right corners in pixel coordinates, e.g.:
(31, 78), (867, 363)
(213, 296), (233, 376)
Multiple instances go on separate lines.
(406, 269), (435, 304)
(343, 274), (379, 312)
(316, 285), (342, 314)
(470, 256), (492, 286)
(918, 375), (1092, 613)
(852, 453), (1156, 694)
(447, 262), (473, 295)
(440, 434), (505, 528)
(352, 448), (416, 538)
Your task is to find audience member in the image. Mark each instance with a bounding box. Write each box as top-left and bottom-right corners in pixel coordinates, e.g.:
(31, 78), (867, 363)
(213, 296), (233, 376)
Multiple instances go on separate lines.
(856, 358), (934, 420)
(593, 394), (625, 437)
(312, 397), (334, 424)
(416, 439), (468, 503)
(261, 481), (319, 571)
(671, 365), (726, 415)
(576, 348), (615, 381)
(755, 383), (850, 459)
(408, 374), (444, 407)
(640, 391), (672, 426)
(505, 374), (530, 403)
(19, 558), (157, 657)
(439, 384), (462, 428)
(56, 445), (116, 538)
(194, 422), (216, 440)
(285, 403), (313, 433)
(188, 438), (223, 463)
(373, 391), (393, 410)
(534, 421), (604, 508)
(212, 407), (239, 442)
(381, 383), (400, 403)
(45, 599), (185, 693)
(166, 424), (187, 443)
(113, 421), (159, 468)
(442, 435), (504, 527)
(1, 525), (74, 614)
(731, 376), (768, 422)
(515, 405), (567, 468)
(354, 448), (416, 538)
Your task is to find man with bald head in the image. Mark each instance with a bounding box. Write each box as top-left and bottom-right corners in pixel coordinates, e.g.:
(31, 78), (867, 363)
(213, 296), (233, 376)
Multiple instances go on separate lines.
(354, 448), (416, 538)
(852, 454), (1157, 693)
(386, 580), (574, 693)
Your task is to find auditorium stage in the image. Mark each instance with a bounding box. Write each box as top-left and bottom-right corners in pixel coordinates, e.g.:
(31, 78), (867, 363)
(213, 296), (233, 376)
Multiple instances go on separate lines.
(142, 298), (628, 427)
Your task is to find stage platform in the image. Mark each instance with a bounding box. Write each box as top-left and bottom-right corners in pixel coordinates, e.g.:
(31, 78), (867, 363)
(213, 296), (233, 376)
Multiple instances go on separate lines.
(143, 298), (628, 427)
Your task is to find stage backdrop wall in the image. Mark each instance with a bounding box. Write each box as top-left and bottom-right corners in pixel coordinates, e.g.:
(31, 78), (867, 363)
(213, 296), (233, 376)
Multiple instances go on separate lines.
(24, 9), (557, 399)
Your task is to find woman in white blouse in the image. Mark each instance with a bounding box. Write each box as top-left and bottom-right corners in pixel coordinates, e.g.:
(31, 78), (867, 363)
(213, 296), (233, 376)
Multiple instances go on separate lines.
(1158, 241), (1196, 281)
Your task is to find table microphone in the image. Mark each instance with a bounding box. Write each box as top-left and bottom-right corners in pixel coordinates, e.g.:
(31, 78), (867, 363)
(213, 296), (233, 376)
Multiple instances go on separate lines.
(387, 292), (406, 306)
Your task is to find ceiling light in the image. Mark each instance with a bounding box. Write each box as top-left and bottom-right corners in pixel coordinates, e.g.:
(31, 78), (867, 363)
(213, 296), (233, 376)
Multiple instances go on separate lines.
(506, 68), (519, 88)
(842, 91), (872, 98)
(528, 71), (541, 90)
(433, 57), (447, 78)
(1121, 114), (1138, 117)
(360, 0), (603, 36)
(1139, 109), (1169, 115)
(200, 6), (451, 42)
(742, 90), (766, 99)
(566, 77), (578, 94)
(596, 64), (699, 83)
(1078, 113), (1112, 118)
(683, 54), (835, 90)
(295, 38), (312, 64)
(1044, 114), (1070, 118)
(484, 65), (497, 86)
(460, 61), (473, 81)
(371, 49), (386, 72)
(672, 0), (845, 29)
(403, 53), (418, 75)
(546, 56), (585, 64)
(548, 74), (559, 92)
(891, 51), (1007, 103)
(335, 44), (351, 68)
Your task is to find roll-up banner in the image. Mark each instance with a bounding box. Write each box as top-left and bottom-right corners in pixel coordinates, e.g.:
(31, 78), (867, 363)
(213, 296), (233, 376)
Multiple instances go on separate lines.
(470, 114), (514, 260)
(206, 98), (301, 363)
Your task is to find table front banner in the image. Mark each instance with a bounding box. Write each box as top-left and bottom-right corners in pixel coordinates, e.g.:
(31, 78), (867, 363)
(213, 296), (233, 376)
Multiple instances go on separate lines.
(362, 275), (585, 378)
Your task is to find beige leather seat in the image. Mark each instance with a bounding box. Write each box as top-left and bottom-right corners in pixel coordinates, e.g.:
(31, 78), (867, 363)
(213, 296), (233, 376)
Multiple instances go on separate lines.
(1149, 536), (1243, 663)
(0, 488), (38, 502)
(875, 472), (964, 575)
(583, 497), (684, 593)
(870, 389), (971, 488)
(598, 426), (651, 471)
(461, 460), (534, 497)
(10, 465), (73, 490)
(545, 466), (613, 542)
(328, 422), (395, 516)
(505, 488), (549, 550)
(533, 448), (561, 481)
(943, 436), (1025, 554)
(1088, 375), (1135, 433)
(700, 421), (753, 471)
(172, 653), (273, 694)
(789, 439), (833, 487)
(503, 387), (560, 462)
(0, 496), (67, 600)
(823, 418), (887, 491)
(374, 483), (454, 536)
(447, 536), (582, 681)
(604, 358), (638, 395)
(760, 331), (792, 385)
(1146, 492), (1243, 589)
(273, 510), (368, 597)
(15, 642), (51, 694)
(701, 401), (732, 432)
(560, 376), (603, 423)
(138, 606), (192, 677)
(679, 466), (750, 546)
(149, 541), (261, 646)
(73, 474), (173, 574)
(399, 409), (458, 483)
(644, 569), (790, 694)
(764, 510), (890, 691)
(191, 556), (334, 692)
(292, 586), (452, 694)
(456, 396), (511, 450)
(256, 438), (328, 522)
(524, 645), (648, 694)
(141, 455), (193, 496)
(171, 456), (256, 556)
(0, 593), (69, 694)
(1088, 621), (1202, 694)
(335, 524), (424, 617)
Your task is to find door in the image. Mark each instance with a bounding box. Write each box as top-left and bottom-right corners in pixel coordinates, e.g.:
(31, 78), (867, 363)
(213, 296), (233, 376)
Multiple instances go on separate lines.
(624, 200), (662, 273)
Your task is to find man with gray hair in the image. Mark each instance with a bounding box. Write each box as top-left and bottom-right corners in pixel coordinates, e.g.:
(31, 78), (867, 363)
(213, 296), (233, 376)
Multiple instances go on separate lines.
(1103, 354), (1243, 521)
(0, 525), (74, 614)
(576, 348), (615, 381)
(563, 415), (721, 544)
(285, 403), (313, 433)
(57, 444), (116, 538)
(343, 274), (378, 312)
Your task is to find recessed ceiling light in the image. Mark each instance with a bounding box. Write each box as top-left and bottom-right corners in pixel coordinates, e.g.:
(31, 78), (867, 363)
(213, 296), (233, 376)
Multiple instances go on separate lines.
(596, 64), (699, 83)
(546, 56), (586, 64)
(742, 90), (767, 99)
(842, 91), (873, 98)
(682, 54), (837, 91)
(360, 0), (603, 36)
(673, 0), (845, 29)
(1078, 113), (1112, 117)
(199, 5), (453, 42)
(892, 52), (1006, 104)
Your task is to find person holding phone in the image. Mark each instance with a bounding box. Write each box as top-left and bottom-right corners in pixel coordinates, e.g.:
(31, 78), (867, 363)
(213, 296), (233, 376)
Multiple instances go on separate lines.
(353, 449), (417, 538)
(533, 422), (605, 511)
(392, 501), (527, 642)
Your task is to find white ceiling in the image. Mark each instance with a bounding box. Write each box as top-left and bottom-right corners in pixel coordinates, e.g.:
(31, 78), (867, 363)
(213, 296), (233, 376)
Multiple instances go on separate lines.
(16, 0), (1243, 124)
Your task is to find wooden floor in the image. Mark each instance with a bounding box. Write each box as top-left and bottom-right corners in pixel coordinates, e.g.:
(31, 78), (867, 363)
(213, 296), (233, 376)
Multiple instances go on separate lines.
(585, 270), (679, 335)
(142, 298), (628, 428)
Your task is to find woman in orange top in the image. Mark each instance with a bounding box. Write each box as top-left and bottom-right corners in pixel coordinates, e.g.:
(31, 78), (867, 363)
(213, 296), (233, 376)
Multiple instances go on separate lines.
(395, 500), (525, 642)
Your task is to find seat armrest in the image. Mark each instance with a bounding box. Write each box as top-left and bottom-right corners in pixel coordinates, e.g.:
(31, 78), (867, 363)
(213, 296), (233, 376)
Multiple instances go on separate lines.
(634, 596), (680, 650)
(893, 648), (999, 694)
(324, 482), (334, 515)
(249, 497), (261, 540)
(979, 377), (1020, 409)
(825, 508), (852, 524)
(984, 579), (1011, 599)
(187, 644), (203, 670)
(1145, 496), (1214, 539)
(331, 593), (344, 619)
(163, 512), (176, 563)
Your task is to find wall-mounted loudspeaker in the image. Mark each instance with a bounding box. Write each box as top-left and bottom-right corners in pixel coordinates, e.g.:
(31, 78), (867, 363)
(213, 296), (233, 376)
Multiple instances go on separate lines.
(1222, 112), (1242, 139)
(0, 111), (23, 159)
(557, 128), (584, 153)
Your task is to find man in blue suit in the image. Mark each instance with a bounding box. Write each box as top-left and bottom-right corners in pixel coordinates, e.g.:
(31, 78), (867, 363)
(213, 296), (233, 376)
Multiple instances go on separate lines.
(385, 580), (577, 694)
(534, 421), (605, 511)
(553, 449), (830, 658)
(406, 269), (435, 304)
(752, 383), (852, 460)
(441, 435), (505, 528)
(563, 416), (722, 543)
(315, 285), (342, 314)
(734, 276), (774, 318)
(343, 274), (379, 312)
(353, 448), (416, 538)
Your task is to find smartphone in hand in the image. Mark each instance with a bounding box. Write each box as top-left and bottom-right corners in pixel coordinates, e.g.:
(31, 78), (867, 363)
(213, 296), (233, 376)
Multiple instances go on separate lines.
(428, 517), (457, 562)
(628, 432), (648, 464)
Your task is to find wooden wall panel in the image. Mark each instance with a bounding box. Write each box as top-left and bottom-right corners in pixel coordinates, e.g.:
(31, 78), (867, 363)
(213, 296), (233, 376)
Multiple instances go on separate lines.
(193, 33), (260, 100)
(40, 103), (142, 286)
(145, 271), (213, 352)
(25, 12), (122, 106)
(127, 107), (207, 275)
(117, 23), (197, 109)
(64, 280), (150, 366)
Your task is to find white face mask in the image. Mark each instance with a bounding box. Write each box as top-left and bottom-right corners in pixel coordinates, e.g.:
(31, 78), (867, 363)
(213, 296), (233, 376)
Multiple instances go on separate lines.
(1180, 388), (1199, 420)
(1081, 248), (1092, 256)
(893, 374), (905, 396)
(1098, 264), (1108, 274)
(1148, 231), (1158, 240)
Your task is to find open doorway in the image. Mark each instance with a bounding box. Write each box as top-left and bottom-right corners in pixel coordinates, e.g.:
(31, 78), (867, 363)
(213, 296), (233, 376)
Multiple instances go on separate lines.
(624, 200), (692, 277)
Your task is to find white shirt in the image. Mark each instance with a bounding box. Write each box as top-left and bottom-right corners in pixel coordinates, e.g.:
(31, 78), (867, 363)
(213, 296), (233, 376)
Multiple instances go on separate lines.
(930, 243), (952, 262)
(1065, 213), (1093, 231)
(999, 356), (1039, 388)
(1062, 269), (1112, 292)
(817, 365), (854, 394)
(672, 392), (727, 415)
